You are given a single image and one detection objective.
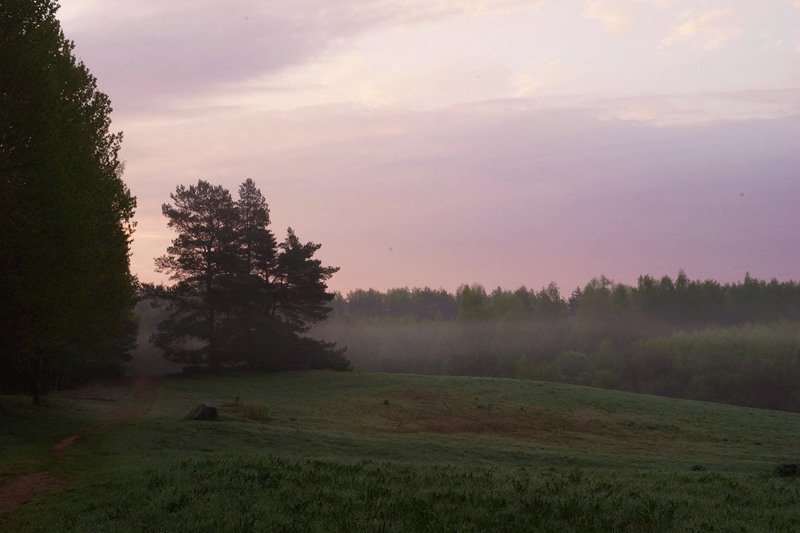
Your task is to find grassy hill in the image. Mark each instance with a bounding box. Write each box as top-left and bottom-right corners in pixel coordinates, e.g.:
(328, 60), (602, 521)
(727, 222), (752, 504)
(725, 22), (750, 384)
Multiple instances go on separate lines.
(2, 371), (800, 530)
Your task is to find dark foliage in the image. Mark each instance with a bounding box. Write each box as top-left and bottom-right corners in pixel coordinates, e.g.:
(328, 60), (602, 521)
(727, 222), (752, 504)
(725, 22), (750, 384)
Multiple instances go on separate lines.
(148, 179), (347, 372)
(334, 272), (800, 328)
(0, 0), (136, 403)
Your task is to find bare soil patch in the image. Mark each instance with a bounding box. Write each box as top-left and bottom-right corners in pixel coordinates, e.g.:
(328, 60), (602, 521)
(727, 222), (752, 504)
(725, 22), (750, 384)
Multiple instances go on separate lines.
(54, 376), (158, 457)
(0, 473), (64, 513)
(370, 387), (679, 445)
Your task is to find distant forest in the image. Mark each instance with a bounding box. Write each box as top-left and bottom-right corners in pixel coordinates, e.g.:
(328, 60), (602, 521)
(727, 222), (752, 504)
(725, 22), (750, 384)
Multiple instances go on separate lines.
(332, 273), (800, 326)
(310, 273), (800, 412)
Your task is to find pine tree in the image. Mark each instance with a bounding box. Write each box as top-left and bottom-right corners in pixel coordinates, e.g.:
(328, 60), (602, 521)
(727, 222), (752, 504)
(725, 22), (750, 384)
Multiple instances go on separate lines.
(225, 179), (280, 368)
(154, 181), (238, 371)
(274, 228), (340, 332)
(151, 179), (348, 372)
(236, 178), (277, 277)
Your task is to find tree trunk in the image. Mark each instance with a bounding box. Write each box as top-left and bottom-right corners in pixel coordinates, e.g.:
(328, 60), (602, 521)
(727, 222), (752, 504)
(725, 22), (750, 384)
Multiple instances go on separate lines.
(206, 274), (219, 372)
(207, 311), (219, 373)
(32, 355), (42, 406)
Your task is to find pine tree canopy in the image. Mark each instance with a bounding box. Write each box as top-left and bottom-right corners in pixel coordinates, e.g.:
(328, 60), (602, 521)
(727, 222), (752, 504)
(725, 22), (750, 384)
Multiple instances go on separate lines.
(150, 179), (348, 372)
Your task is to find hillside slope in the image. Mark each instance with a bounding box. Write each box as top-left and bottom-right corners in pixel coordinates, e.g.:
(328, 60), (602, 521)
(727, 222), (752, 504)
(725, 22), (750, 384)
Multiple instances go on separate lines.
(2, 371), (800, 530)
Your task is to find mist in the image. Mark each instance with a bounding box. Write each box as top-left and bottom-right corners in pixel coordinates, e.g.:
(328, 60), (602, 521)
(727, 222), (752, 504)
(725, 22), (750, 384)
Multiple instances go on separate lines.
(309, 274), (800, 412)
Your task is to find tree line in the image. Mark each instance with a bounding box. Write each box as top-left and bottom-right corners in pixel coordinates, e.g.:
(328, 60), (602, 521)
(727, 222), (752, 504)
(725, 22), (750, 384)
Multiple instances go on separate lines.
(334, 273), (800, 330)
(316, 274), (800, 411)
(1, 0), (137, 404)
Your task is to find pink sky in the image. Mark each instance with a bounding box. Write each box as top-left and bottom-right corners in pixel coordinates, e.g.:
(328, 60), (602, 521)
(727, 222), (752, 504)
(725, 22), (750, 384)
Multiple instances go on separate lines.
(59, 0), (800, 292)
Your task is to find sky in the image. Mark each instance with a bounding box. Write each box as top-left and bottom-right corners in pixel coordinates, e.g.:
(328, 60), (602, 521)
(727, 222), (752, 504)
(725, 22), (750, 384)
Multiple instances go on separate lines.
(59, 0), (800, 293)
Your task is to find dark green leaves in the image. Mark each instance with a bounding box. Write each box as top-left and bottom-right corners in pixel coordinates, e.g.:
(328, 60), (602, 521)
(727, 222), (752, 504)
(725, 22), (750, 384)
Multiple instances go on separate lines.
(152, 179), (347, 372)
(0, 0), (137, 402)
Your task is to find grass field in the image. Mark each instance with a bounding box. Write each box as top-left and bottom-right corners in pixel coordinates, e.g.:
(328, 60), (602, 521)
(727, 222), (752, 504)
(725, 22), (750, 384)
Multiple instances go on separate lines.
(2, 371), (800, 531)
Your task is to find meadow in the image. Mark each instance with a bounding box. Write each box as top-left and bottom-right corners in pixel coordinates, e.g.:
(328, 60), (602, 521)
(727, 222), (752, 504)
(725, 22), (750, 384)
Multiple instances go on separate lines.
(2, 371), (800, 531)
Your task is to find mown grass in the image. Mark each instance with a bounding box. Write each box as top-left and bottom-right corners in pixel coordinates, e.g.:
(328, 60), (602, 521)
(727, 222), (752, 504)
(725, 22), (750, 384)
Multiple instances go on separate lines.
(2, 371), (800, 531)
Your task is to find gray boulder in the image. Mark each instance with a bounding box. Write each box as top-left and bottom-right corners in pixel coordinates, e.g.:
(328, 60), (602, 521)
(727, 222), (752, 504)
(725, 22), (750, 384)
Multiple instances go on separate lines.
(186, 403), (218, 421)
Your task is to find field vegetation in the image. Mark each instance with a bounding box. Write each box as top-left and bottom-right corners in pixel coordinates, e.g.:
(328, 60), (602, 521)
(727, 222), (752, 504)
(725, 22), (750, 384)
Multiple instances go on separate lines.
(2, 372), (800, 530)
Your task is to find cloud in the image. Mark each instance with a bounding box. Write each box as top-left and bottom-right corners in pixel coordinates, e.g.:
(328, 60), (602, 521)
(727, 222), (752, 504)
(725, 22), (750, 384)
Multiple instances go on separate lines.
(583, 0), (636, 34)
(595, 89), (800, 125)
(125, 100), (800, 290)
(661, 7), (743, 50)
(583, 0), (679, 34)
(49, 0), (800, 291)
(513, 61), (563, 97)
(60, 0), (544, 114)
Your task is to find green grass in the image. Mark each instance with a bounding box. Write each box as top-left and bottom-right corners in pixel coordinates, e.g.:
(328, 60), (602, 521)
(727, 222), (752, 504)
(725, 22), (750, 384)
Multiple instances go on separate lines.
(2, 371), (800, 531)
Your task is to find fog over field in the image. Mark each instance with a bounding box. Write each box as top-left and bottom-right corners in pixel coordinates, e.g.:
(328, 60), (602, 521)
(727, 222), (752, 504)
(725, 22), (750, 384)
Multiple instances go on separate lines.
(4, 0), (800, 530)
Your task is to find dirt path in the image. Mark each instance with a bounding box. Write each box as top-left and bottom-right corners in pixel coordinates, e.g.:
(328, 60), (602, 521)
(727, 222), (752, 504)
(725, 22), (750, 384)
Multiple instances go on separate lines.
(0, 376), (159, 514)
(53, 375), (159, 456)
(0, 474), (64, 513)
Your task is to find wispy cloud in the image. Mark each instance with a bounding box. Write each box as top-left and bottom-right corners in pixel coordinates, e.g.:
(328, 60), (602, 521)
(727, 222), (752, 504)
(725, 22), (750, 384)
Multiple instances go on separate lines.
(513, 61), (563, 97)
(60, 0), (545, 113)
(662, 7), (743, 49)
(583, 0), (636, 34)
(583, 0), (679, 35)
(123, 99), (800, 289)
(55, 0), (800, 289)
(595, 89), (800, 125)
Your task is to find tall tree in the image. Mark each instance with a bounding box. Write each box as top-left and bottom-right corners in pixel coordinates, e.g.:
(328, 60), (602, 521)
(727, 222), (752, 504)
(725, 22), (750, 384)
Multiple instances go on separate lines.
(153, 181), (238, 371)
(236, 178), (277, 277)
(152, 179), (348, 372)
(0, 0), (137, 403)
(225, 179), (279, 368)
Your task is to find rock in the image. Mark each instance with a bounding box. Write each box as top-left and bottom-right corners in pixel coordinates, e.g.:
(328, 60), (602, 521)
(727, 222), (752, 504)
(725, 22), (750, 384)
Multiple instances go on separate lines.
(186, 403), (218, 421)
